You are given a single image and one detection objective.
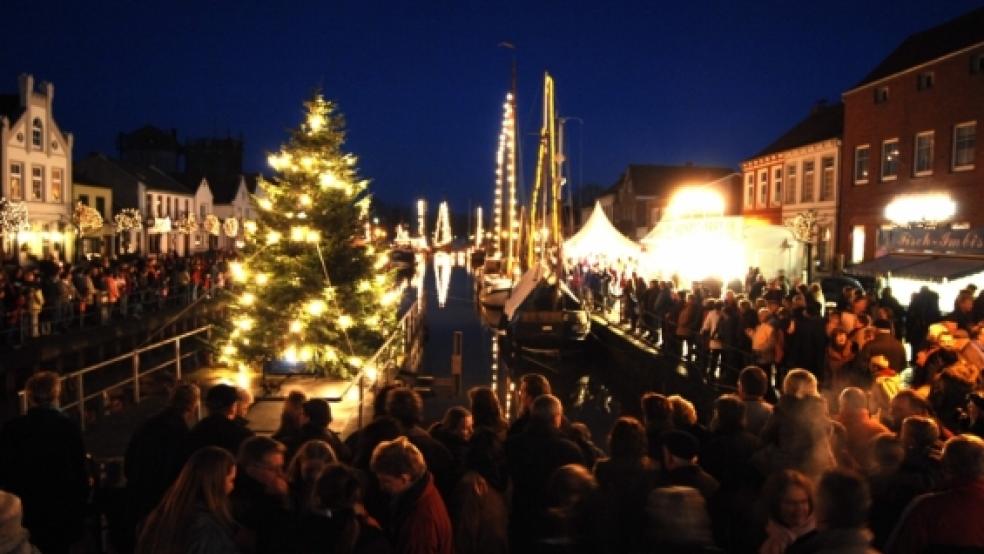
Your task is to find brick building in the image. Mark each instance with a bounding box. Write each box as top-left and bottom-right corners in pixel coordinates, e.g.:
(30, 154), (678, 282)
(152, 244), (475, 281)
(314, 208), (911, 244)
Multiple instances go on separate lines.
(839, 7), (984, 307)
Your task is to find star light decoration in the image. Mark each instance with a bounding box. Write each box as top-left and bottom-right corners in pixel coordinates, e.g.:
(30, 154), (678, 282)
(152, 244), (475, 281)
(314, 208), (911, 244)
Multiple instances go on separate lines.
(203, 214), (221, 236)
(113, 208), (143, 231)
(215, 93), (399, 378)
(0, 199), (30, 235)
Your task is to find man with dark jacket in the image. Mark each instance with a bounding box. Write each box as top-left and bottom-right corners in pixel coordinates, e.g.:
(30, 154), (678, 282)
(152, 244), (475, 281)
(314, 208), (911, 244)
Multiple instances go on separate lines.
(184, 383), (254, 460)
(282, 398), (351, 464)
(371, 436), (453, 554)
(787, 469), (878, 554)
(505, 394), (585, 553)
(507, 373), (552, 437)
(657, 430), (719, 500)
(230, 436), (295, 553)
(0, 371), (89, 554)
(855, 319), (907, 380)
(885, 435), (984, 554)
(386, 388), (455, 499)
(123, 383), (200, 545)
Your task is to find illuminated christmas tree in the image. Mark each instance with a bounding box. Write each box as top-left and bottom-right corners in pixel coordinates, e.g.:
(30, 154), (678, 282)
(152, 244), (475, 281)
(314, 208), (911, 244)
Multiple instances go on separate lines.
(216, 93), (399, 377)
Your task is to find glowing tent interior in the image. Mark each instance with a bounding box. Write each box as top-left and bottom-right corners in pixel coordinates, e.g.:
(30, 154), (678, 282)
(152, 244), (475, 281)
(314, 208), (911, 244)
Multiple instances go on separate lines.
(563, 202), (641, 262)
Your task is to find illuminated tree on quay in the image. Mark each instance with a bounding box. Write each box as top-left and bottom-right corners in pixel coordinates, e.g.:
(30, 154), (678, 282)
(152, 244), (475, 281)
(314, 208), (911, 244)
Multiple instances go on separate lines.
(216, 93), (399, 377)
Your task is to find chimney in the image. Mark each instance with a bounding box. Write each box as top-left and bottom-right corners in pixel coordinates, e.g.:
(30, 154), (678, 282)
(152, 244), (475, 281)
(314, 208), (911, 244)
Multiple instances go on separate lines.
(17, 74), (34, 107)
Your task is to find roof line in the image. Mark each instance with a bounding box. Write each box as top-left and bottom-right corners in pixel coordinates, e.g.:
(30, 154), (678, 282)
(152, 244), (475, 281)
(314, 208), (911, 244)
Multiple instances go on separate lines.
(842, 39), (984, 96)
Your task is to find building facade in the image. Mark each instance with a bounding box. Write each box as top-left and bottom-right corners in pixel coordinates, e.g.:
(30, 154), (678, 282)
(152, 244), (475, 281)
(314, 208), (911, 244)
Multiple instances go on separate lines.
(74, 154), (205, 256)
(742, 102), (843, 271)
(72, 181), (114, 258)
(0, 74), (74, 261)
(838, 7), (984, 309)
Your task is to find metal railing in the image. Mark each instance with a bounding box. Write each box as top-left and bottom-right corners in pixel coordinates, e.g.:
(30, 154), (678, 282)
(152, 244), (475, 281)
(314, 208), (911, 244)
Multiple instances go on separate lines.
(18, 325), (211, 430)
(343, 298), (425, 429)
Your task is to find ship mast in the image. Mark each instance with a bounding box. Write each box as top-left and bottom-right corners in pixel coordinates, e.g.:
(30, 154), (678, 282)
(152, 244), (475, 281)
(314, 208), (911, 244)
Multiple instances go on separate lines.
(526, 72), (561, 270)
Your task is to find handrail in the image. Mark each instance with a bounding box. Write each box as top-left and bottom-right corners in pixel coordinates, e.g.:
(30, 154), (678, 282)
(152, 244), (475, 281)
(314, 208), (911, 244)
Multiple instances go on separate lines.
(18, 325), (211, 429)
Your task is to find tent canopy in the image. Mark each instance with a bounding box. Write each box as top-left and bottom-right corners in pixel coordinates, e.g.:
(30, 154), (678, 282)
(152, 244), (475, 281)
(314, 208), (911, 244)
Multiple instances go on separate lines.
(563, 202), (641, 261)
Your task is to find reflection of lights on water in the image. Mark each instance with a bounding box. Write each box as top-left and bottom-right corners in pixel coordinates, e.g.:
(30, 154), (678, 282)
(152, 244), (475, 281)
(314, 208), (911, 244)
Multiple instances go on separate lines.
(433, 252), (452, 308)
(490, 332), (499, 394)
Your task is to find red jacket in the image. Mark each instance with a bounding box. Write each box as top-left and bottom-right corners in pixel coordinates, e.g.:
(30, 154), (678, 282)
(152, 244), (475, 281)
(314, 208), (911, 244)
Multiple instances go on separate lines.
(885, 479), (984, 554)
(391, 472), (453, 554)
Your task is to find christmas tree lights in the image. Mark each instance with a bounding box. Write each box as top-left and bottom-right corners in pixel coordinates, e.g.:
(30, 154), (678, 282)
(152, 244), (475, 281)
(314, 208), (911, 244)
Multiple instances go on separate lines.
(215, 92), (397, 377)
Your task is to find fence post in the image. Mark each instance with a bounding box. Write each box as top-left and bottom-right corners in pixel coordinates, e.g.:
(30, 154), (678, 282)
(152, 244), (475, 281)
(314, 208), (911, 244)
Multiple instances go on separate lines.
(357, 374), (365, 431)
(77, 373), (86, 432)
(175, 337), (182, 379)
(132, 351), (141, 404)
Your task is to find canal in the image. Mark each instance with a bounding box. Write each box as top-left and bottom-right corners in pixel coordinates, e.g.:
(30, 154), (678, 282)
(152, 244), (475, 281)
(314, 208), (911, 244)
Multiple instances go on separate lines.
(411, 252), (716, 446)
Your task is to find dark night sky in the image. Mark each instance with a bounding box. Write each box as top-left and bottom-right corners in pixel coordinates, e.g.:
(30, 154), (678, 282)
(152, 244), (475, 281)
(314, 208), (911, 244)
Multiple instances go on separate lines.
(3, 0), (982, 214)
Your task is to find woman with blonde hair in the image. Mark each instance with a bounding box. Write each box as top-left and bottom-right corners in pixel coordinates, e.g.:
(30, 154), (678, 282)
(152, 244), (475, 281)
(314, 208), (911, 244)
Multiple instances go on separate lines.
(136, 446), (240, 554)
(286, 440), (337, 513)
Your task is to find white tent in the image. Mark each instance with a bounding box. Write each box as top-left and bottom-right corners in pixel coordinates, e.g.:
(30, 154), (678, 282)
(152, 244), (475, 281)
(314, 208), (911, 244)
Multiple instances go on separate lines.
(563, 202), (641, 261)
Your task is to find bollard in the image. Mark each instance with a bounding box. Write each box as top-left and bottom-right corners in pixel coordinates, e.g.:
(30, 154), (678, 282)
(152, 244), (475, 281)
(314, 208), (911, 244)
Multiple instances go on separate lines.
(451, 331), (462, 395)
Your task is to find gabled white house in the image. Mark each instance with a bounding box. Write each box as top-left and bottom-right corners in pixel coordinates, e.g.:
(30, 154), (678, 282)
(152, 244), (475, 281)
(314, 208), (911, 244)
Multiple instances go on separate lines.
(0, 74), (74, 261)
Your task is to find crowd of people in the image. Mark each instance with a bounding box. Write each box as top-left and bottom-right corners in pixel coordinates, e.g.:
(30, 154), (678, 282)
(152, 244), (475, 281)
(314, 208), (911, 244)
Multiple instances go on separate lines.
(2, 261), (984, 553)
(0, 252), (235, 344)
(1, 356), (983, 553)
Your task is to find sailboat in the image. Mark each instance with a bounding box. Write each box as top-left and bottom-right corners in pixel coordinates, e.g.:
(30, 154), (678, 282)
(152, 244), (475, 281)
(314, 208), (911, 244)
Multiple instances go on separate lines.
(479, 86), (520, 309)
(504, 72), (590, 352)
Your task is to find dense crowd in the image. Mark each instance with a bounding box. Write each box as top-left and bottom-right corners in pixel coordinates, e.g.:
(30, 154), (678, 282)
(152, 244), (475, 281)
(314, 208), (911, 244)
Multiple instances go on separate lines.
(1, 359), (983, 553)
(0, 252), (235, 344)
(1, 265), (984, 553)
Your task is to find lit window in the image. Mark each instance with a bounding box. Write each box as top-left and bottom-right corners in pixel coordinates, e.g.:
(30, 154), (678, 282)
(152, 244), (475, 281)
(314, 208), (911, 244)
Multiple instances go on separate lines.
(30, 166), (43, 201)
(745, 174), (755, 209)
(819, 156), (835, 201)
(771, 167), (782, 207)
(784, 163), (797, 204)
(914, 131), (934, 176)
(759, 170), (768, 207)
(801, 160), (815, 203)
(881, 139), (900, 181)
(854, 145), (870, 184)
(852, 225), (866, 264)
(8, 162), (23, 200)
(51, 168), (63, 202)
(31, 118), (42, 149)
(874, 87), (889, 104)
(917, 72), (934, 91)
(953, 122), (976, 170)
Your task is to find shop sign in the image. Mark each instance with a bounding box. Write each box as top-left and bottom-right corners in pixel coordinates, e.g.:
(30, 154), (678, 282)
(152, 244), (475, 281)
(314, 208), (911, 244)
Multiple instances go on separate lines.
(148, 217), (172, 234)
(878, 227), (984, 256)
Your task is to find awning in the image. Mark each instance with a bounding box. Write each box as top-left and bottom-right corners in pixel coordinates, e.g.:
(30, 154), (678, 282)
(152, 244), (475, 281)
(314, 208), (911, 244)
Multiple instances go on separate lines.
(892, 257), (984, 282)
(849, 254), (927, 277)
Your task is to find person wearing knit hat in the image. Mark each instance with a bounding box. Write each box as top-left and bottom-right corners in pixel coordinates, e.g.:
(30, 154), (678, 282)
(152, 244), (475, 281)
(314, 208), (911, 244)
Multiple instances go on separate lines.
(658, 430), (719, 500)
(0, 490), (40, 554)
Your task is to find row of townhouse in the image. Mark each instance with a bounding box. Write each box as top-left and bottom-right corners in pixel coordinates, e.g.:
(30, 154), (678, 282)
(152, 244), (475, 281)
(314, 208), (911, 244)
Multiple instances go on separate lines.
(741, 6), (983, 302)
(0, 74), (260, 262)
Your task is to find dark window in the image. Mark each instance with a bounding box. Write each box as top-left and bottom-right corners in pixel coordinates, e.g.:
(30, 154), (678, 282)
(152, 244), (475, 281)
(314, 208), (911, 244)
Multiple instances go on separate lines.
(31, 118), (42, 148)
(917, 72), (934, 91)
(95, 197), (106, 218)
(874, 87), (889, 104)
(971, 52), (984, 74)
(79, 194), (90, 206)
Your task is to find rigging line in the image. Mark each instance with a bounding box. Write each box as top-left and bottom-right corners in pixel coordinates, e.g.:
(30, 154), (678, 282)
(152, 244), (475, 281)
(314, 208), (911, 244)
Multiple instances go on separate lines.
(315, 242), (356, 357)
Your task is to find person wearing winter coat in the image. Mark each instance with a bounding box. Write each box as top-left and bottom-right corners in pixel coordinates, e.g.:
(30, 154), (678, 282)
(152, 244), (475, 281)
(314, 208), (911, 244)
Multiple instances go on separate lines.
(371, 437), (453, 554)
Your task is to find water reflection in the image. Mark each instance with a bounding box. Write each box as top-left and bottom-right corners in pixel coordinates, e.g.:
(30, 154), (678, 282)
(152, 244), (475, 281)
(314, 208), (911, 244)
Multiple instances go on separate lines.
(433, 252), (453, 308)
